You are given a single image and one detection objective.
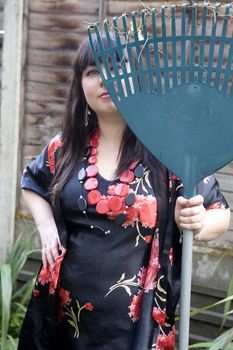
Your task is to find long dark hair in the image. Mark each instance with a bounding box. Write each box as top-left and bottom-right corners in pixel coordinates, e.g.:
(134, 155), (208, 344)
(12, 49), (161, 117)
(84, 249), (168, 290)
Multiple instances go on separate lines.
(50, 33), (167, 199)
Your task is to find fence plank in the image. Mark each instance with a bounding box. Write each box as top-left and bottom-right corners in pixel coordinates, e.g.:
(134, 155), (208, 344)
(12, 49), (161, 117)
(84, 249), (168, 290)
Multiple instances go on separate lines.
(29, 12), (96, 32)
(28, 29), (86, 50)
(27, 48), (75, 67)
(29, 0), (99, 14)
(27, 64), (72, 85)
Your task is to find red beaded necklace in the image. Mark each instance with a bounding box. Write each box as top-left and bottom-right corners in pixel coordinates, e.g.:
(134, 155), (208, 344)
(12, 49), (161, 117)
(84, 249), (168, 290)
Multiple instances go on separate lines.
(77, 129), (145, 226)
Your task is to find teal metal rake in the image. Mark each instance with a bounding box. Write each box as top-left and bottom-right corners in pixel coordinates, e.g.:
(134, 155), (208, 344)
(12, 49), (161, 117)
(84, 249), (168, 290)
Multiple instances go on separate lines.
(88, 3), (233, 348)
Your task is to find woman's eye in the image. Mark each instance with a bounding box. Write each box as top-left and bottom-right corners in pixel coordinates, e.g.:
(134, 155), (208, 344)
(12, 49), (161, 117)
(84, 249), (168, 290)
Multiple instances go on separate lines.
(87, 69), (98, 76)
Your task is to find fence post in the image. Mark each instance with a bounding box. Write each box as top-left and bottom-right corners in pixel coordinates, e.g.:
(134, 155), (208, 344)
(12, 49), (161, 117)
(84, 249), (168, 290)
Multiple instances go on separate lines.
(0, 0), (25, 262)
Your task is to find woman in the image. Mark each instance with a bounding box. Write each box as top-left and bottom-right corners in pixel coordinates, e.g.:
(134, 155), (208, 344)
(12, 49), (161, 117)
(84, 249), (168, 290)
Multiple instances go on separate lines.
(18, 33), (230, 350)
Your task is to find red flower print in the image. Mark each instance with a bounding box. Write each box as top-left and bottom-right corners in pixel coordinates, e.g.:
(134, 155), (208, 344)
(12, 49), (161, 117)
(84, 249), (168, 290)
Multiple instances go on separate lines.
(128, 289), (143, 322)
(48, 134), (62, 175)
(33, 289), (40, 297)
(171, 174), (179, 181)
(59, 287), (71, 305)
(169, 248), (173, 266)
(38, 265), (51, 285)
(156, 327), (175, 350)
(144, 236), (160, 292)
(123, 207), (138, 227)
(135, 195), (157, 228)
(144, 235), (153, 243)
(207, 201), (223, 210)
(84, 302), (94, 311)
(152, 307), (166, 327)
(137, 266), (147, 287)
(57, 287), (71, 322)
(169, 179), (173, 189)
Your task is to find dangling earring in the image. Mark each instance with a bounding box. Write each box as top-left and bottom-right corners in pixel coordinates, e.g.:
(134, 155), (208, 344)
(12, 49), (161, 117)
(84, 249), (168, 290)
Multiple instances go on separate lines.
(85, 105), (91, 126)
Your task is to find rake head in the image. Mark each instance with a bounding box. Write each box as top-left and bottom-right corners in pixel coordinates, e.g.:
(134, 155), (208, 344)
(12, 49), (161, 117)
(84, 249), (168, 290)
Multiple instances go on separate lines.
(88, 3), (233, 197)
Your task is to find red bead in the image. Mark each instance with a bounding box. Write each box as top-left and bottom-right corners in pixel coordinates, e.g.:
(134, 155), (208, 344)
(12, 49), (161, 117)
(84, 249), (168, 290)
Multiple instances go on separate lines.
(86, 165), (98, 177)
(92, 129), (100, 139)
(87, 190), (101, 205)
(88, 156), (97, 164)
(119, 170), (134, 183)
(96, 199), (109, 214)
(84, 178), (98, 191)
(108, 196), (123, 211)
(90, 147), (97, 156)
(114, 183), (129, 197)
(90, 139), (98, 147)
(126, 207), (138, 221)
(107, 185), (116, 196)
(129, 161), (138, 170)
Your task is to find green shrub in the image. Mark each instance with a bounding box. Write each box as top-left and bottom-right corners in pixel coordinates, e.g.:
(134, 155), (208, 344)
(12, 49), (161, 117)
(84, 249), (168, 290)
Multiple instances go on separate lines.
(0, 233), (39, 350)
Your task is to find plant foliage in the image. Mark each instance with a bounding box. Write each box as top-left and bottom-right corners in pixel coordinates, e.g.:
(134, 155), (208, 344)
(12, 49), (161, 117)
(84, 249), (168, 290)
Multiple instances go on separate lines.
(0, 233), (39, 350)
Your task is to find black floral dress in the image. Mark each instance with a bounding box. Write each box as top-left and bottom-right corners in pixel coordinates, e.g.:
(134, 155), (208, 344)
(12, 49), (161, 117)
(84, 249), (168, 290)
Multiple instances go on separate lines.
(18, 134), (228, 350)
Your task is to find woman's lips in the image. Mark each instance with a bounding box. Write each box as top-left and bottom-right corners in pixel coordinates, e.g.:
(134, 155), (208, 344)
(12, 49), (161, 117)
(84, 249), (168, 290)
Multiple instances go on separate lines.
(100, 92), (110, 98)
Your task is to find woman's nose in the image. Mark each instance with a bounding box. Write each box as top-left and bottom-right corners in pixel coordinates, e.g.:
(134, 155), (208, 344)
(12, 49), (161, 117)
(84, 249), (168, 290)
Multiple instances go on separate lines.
(99, 67), (108, 85)
(99, 74), (104, 86)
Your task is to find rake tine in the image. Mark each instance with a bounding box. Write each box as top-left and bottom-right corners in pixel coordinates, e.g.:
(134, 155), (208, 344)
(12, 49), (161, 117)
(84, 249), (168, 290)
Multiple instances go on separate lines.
(151, 8), (162, 94)
(131, 11), (148, 92)
(214, 4), (231, 90)
(93, 24), (112, 80)
(141, 9), (154, 92)
(227, 38), (233, 98)
(220, 24), (233, 96)
(189, 3), (197, 83)
(181, 4), (187, 84)
(121, 13), (140, 94)
(161, 6), (170, 91)
(95, 24), (119, 103)
(112, 17), (132, 97)
(206, 3), (219, 86)
(198, 3), (208, 83)
(171, 5), (178, 87)
(103, 20), (126, 100)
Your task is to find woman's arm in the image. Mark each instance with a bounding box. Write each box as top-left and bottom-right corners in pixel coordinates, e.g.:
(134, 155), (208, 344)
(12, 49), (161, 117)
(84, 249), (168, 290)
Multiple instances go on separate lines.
(22, 189), (61, 267)
(175, 195), (231, 241)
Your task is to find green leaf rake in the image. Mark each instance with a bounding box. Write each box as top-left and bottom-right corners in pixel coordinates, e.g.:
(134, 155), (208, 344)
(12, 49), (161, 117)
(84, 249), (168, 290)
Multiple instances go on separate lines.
(88, 3), (233, 348)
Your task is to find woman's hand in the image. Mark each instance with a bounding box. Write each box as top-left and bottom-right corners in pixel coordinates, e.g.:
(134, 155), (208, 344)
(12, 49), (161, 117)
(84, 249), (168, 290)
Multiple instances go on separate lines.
(175, 195), (206, 236)
(22, 190), (63, 268)
(37, 218), (62, 268)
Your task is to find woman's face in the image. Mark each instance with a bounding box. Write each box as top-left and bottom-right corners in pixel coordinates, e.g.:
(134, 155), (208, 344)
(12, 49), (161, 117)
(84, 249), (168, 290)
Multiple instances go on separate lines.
(82, 63), (118, 117)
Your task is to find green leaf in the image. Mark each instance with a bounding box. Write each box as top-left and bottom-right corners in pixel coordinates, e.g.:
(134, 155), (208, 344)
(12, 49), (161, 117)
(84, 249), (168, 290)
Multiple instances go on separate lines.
(189, 329), (233, 350)
(208, 328), (233, 350)
(0, 230), (38, 346)
(12, 276), (36, 304)
(0, 264), (12, 350)
(190, 294), (233, 318)
(7, 335), (18, 350)
(189, 342), (214, 348)
(221, 276), (233, 330)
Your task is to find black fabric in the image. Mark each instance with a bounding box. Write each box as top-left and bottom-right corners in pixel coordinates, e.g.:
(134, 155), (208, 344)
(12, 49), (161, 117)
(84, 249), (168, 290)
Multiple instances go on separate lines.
(18, 135), (229, 350)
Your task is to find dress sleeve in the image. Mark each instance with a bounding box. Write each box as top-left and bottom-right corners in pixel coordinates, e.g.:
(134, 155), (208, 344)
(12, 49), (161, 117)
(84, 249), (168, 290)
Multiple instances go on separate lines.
(197, 175), (229, 210)
(21, 134), (62, 204)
